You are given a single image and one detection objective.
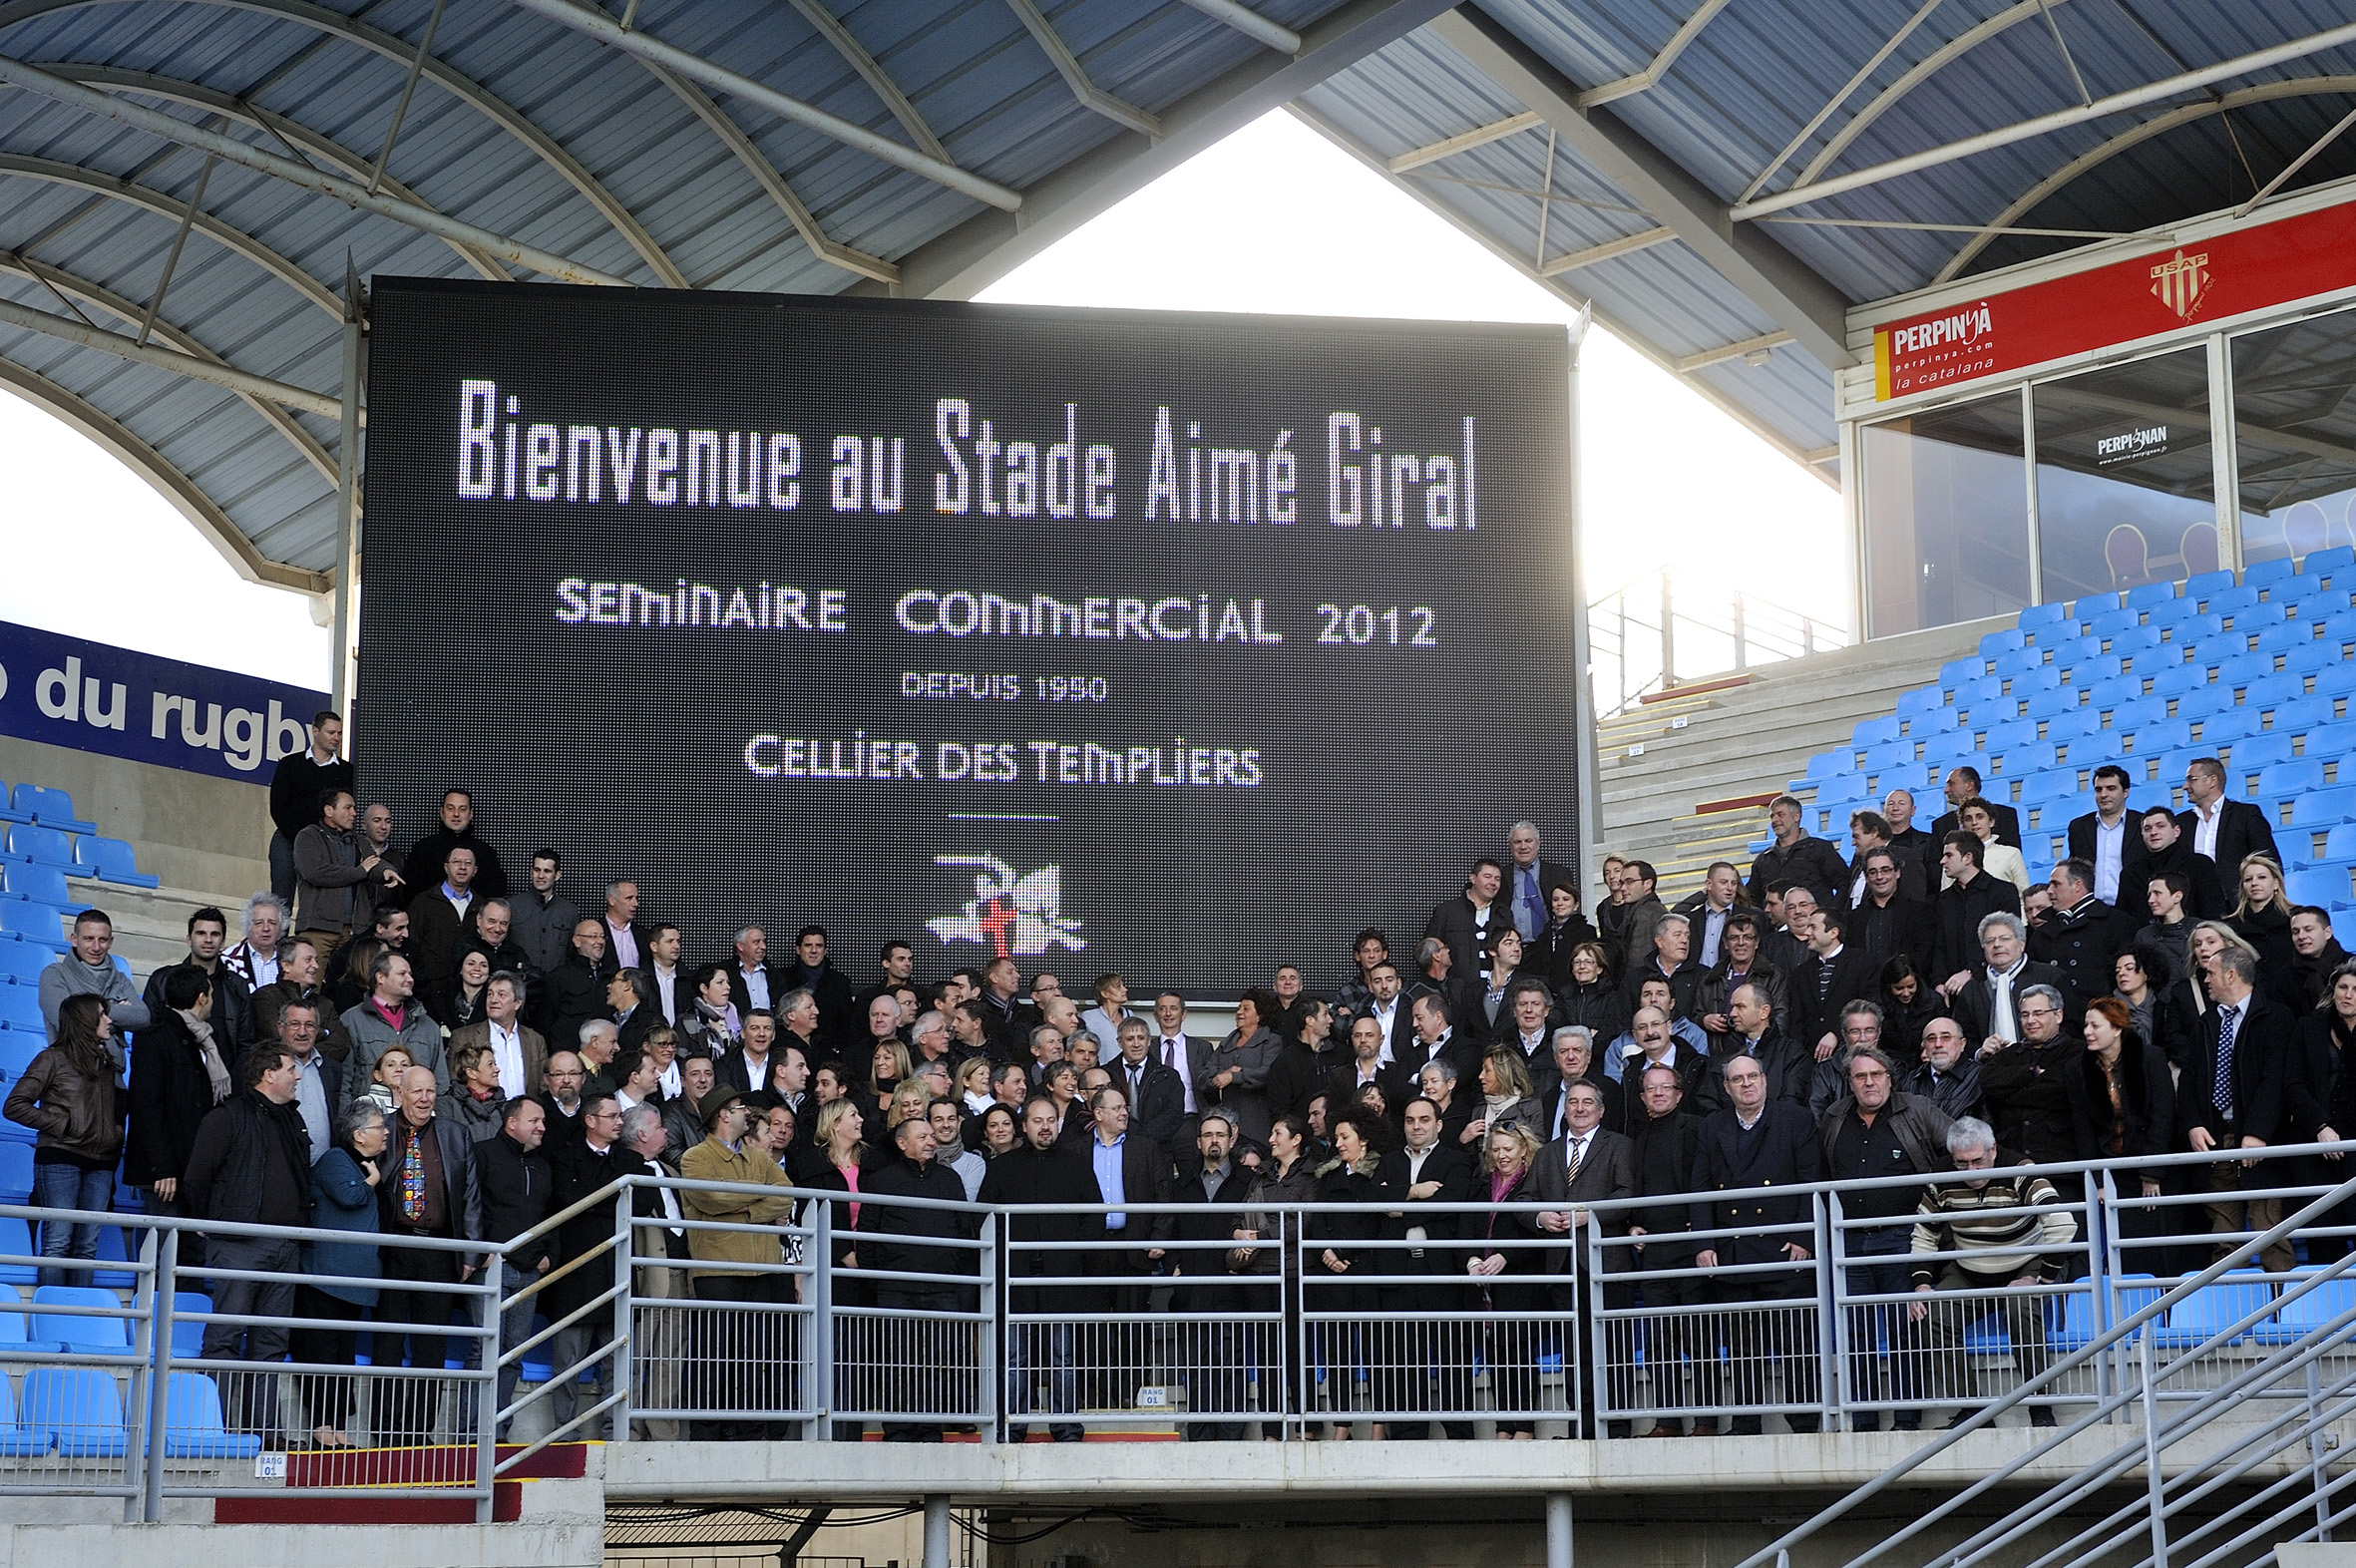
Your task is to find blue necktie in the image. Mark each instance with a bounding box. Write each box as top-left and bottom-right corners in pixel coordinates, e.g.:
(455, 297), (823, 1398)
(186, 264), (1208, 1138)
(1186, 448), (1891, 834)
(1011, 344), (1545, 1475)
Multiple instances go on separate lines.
(1519, 869), (1541, 939)
(2214, 1003), (2240, 1121)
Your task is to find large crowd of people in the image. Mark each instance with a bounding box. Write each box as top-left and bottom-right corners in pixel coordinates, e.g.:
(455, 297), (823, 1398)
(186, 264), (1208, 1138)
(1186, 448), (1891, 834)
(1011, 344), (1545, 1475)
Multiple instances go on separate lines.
(7, 710), (2356, 1446)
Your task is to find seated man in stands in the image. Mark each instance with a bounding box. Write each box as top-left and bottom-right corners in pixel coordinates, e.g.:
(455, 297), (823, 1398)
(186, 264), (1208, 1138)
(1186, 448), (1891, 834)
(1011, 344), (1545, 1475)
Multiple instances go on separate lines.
(1907, 1116), (2073, 1428)
(1903, 1016), (1984, 1122)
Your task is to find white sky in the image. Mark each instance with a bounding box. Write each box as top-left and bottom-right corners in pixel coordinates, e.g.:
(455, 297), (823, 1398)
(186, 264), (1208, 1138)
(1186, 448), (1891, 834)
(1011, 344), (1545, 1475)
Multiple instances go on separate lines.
(0, 109), (1842, 690)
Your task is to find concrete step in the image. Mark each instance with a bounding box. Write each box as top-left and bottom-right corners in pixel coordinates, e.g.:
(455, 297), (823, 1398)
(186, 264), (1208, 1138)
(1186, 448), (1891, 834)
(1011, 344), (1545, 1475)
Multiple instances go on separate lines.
(61, 876), (234, 984)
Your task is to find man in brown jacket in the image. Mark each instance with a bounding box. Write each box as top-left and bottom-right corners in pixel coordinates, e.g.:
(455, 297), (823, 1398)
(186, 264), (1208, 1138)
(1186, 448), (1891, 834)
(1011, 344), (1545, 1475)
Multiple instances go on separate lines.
(446, 973), (547, 1100)
(678, 1092), (795, 1438)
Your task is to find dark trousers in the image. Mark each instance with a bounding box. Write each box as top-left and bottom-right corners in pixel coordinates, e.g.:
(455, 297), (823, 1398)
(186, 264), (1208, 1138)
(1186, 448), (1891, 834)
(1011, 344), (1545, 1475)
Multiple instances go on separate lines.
(1714, 1267), (1820, 1433)
(1379, 1278), (1474, 1438)
(201, 1236), (299, 1441)
(875, 1287), (963, 1441)
(1618, 1254), (1709, 1431)
(690, 1273), (790, 1440)
(372, 1241), (463, 1440)
(1843, 1250), (1916, 1422)
(290, 1284), (367, 1432)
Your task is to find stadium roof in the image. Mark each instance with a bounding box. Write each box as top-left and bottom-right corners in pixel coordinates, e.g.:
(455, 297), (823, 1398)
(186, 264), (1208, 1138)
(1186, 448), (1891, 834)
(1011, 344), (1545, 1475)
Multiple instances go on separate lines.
(5, 0), (2356, 595)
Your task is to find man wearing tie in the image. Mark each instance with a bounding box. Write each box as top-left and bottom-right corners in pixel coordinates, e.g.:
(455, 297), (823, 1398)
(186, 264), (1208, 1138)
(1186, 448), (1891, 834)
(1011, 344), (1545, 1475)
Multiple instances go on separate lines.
(1151, 991), (1204, 1155)
(1112, 1018), (1187, 1167)
(1505, 821), (1578, 943)
(1382, 1096), (1476, 1435)
(1517, 1079), (1636, 1437)
(2178, 946), (2293, 1275)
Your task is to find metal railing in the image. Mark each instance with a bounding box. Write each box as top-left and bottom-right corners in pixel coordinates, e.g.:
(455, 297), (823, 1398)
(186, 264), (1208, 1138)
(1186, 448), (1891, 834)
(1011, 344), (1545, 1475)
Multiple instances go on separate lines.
(1590, 566), (1848, 717)
(8, 1139), (2356, 1521)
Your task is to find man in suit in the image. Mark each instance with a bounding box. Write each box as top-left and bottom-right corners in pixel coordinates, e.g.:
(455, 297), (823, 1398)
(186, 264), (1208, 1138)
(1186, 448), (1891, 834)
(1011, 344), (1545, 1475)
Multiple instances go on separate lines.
(2030, 859), (2129, 1012)
(1950, 912), (2068, 1048)
(1504, 821), (1580, 943)
(1850, 848), (1936, 977)
(1933, 833), (2024, 986)
(1691, 1052), (1828, 1434)
(1520, 1076), (1636, 1437)
(641, 923), (689, 1027)
(1623, 1061), (1708, 1431)
(1842, 810), (1927, 909)
(1606, 862), (1671, 982)
(2180, 756), (2279, 884)
(1789, 906), (1881, 1062)
(2178, 945), (2295, 1275)
(1621, 913), (1706, 1019)
(722, 927), (781, 1020)
(2068, 765), (2146, 909)
(1535, 1027), (1617, 1142)
(1426, 858), (1507, 987)
(373, 1065), (484, 1440)
(1606, 1006), (1715, 1132)
(1400, 991), (1475, 1083)
(1712, 983), (1810, 1108)
(1975, 983), (2082, 1166)
(1673, 862), (1750, 971)
(1326, 1012), (1412, 1123)
(1749, 794), (1852, 912)
(1926, 766), (2023, 885)
(1380, 1095), (1479, 1432)
(447, 970), (548, 1101)
(1077, 1085), (1171, 1408)
(1358, 962), (1412, 1066)
(1149, 991), (1208, 1144)
(1108, 1017), (1188, 1166)
(1156, 1111), (1267, 1440)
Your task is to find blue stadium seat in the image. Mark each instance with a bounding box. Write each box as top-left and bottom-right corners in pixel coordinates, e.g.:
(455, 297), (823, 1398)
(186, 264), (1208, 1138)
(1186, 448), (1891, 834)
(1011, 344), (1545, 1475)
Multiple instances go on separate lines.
(1909, 704), (1961, 734)
(2326, 823), (2356, 859)
(0, 941), (45, 982)
(2018, 771), (2078, 809)
(2090, 606), (2143, 639)
(2290, 588), (2354, 620)
(2066, 730), (2126, 767)
(2316, 661), (2356, 698)
(2152, 748), (2208, 788)
(2129, 716), (2193, 754)
(2125, 581), (2180, 611)
(154, 1372), (260, 1459)
(1860, 743), (1915, 778)
(171, 1292), (211, 1361)
(0, 907), (65, 951)
(1924, 731), (1979, 766)
(0, 1284), (52, 1358)
(1954, 674), (2006, 707)
(2307, 545), (2356, 581)
(2019, 601), (2069, 631)
(2293, 637), (2354, 677)
(2229, 733), (2295, 771)
(2275, 693), (2341, 732)
(8, 786), (94, 834)
(2202, 708), (2262, 745)
(2153, 1270), (2275, 1351)
(2170, 612), (2227, 645)
(0, 1142), (28, 1203)
(1894, 687), (1945, 719)
(2044, 708), (2100, 742)
(2262, 759), (2330, 799)
(2, 825), (73, 865)
(2205, 584), (2262, 619)
(2220, 651), (2279, 689)
(1853, 715), (1902, 748)
(1960, 700), (2016, 732)
(2023, 685), (2081, 720)
(0, 989), (45, 1033)
(2185, 569), (2237, 602)
(0, 1375), (50, 1457)
(31, 1285), (130, 1352)
(1805, 751), (1849, 781)
(2, 864), (74, 908)
(1940, 657), (1987, 687)
(2288, 864), (2356, 910)
(2107, 694), (2165, 732)
(71, 837), (158, 890)
(2109, 625), (2165, 659)
(2247, 670), (2307, 710)
(2152, 665), (2210, 700)
(2261, 1267), (2356, 1348)
(1984, 719), (2039, 754)
(19, 1368), (128, 1457)
(2294, 790), (2356, 830)
(2011, 665), (2063, 694)
(0, 1218), (35, 1286)
(2056, 650), (2123, 687)
(2071, 590), (2125, 619)
(1993, 647), (2046, 680)
(2249, 622), (2303, 656)
(1980, 628), (2028, 658)
(2191, 632), (2247, 670)
(1992, 741), (2057, 777)
(2245, 556), (2299, 591)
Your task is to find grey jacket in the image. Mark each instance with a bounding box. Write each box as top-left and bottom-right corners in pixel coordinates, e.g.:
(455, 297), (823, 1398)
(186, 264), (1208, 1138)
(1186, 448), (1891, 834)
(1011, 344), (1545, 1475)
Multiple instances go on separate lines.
(38, 955), (148, 1066)
(340, 998), (448, 1102)
(508, 890), (583, 979)
(293, 822), (378, 936)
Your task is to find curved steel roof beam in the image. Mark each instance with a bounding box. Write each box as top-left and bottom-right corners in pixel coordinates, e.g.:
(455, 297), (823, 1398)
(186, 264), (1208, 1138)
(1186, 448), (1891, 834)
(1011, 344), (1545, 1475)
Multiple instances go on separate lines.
(1794, 0), (2072, 190)
(0, 249), (337, 481)
(0, 55), (630, 284)
(0, 0), (686, 285)
(507, 0), (1023, 210)
(1003, 0), (1161, 139)
(46, 62), (512, 281)
(0, 151), (342, 319)
(0, 349), (329, 591)
(1932, 78), (2356, 283)
(1173, 0), (1301, 56)
(641, 61), (898, 285)
(782, 0), (953, 166)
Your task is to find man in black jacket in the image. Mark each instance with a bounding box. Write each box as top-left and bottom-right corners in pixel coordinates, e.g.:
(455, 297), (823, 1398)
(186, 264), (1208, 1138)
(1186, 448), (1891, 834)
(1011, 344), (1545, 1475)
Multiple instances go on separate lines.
(1521, 1078), (1638, 1437)
(1376, 1096), (1476, 1437)
(2138, 806), (2227, 922)
(1790, 907), (1881, 1062)
(479, 1097), (553, 1436)
(1850, 848), (1936, 977)
(2178, 946), (2295, 1275)
(267, 711), (350, 900)
(1109, 1017), (1189, 1165)
(1624, 1063), (1707, 1433)
(1927, 767), (2023, 876)
(1952, 913), (2069, 1046)
(126, 966), (230, 1265)
(143, 906), (257, 1058)
(1933, 834), (2024, 986)
(548, 1094), (638, 1441)
(2030, 859), (2128, 1012)
(980, 1098), (1097, 1442)
(1748, 794), (1851, 912)
(538, 919), (614, 1045)
(1426, 858), (1506, 988)
(1903, 1017), (1985, 1122)
(1158, 1111), (1265, 1440)
(1711, 984), (1810, 1109)
(1620, 913), (1706, 1020)
(2178, 757), (2279, 883)
(400, 787), (510, 901)
(182, 1045), (311, 1440)
(1692, 1053), (1828, 1434)
(1975, 983), (2082, 1168)
(860, 1115), (981, 1440)
(779, 925), (859, 1054)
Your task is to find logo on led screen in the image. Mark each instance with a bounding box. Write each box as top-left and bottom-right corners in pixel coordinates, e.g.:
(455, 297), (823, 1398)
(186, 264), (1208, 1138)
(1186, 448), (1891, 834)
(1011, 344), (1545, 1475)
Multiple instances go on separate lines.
(927, 853), (1086, 958)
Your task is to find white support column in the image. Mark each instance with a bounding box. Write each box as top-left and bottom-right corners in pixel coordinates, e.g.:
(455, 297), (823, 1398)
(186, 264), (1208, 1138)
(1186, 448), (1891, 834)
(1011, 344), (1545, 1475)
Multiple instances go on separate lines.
(1547, 1491), (1574, 1568)
(923, 1495), (952, 1568)
(329, 266), (364, 719)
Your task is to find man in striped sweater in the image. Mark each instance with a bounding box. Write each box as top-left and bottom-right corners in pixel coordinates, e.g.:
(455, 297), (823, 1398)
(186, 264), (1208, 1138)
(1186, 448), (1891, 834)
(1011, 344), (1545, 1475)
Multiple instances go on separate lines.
(1905, 1116), (2077, 1428)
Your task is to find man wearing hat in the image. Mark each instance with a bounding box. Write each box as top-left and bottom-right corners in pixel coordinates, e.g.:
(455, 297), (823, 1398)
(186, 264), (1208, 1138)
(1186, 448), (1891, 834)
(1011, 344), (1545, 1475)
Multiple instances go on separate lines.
(679, 1090), (796, 1439)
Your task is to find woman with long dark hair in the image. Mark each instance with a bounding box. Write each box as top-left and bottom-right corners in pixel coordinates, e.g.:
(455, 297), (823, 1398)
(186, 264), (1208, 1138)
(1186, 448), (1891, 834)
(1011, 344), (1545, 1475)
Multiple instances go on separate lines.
(4, 993), (123, 1286)
(1308, 1108), (1397, 1438)
(2288, 963), (2356, 1261)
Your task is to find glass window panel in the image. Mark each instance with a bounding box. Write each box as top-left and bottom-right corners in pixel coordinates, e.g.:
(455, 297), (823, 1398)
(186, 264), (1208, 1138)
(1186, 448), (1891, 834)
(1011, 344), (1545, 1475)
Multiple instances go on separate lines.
(2032, 347), (2216, 602)
(2232, 307), (2356, 569)
(1861, 393), (2029, 637)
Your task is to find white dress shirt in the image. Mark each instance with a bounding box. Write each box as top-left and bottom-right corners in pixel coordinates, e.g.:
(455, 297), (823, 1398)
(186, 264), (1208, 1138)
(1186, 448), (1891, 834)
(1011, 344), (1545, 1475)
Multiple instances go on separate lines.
(489, 1020), (528, 1098)
(2091, 815), (2127, 903)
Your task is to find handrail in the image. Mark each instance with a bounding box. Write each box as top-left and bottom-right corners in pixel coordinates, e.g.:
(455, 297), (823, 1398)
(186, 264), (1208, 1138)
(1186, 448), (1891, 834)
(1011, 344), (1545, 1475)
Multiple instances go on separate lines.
(1734, 1169), (2356, 1568)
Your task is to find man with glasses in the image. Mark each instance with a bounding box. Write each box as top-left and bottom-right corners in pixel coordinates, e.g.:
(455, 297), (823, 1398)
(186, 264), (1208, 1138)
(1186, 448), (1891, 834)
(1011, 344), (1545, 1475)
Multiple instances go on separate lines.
(1819, 1047), (1953, 1430)
(1850, 847), (1934, 977)
(1977, 983), (2081, 1168)
(1903, 1017), (1985, 1123)
(1907, 1117), (2073, 1428)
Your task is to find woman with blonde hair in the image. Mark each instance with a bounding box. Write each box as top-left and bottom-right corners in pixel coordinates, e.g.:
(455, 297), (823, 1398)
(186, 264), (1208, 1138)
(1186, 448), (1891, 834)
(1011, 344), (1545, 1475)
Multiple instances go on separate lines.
(1467, 1122), (1546, 1436)
(2229, 854), (2298, 986)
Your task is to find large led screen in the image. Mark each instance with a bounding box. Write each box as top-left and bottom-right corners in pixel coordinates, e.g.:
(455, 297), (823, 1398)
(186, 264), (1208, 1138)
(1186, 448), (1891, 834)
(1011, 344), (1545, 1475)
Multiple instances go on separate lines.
(359, 277), (1579, 991)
